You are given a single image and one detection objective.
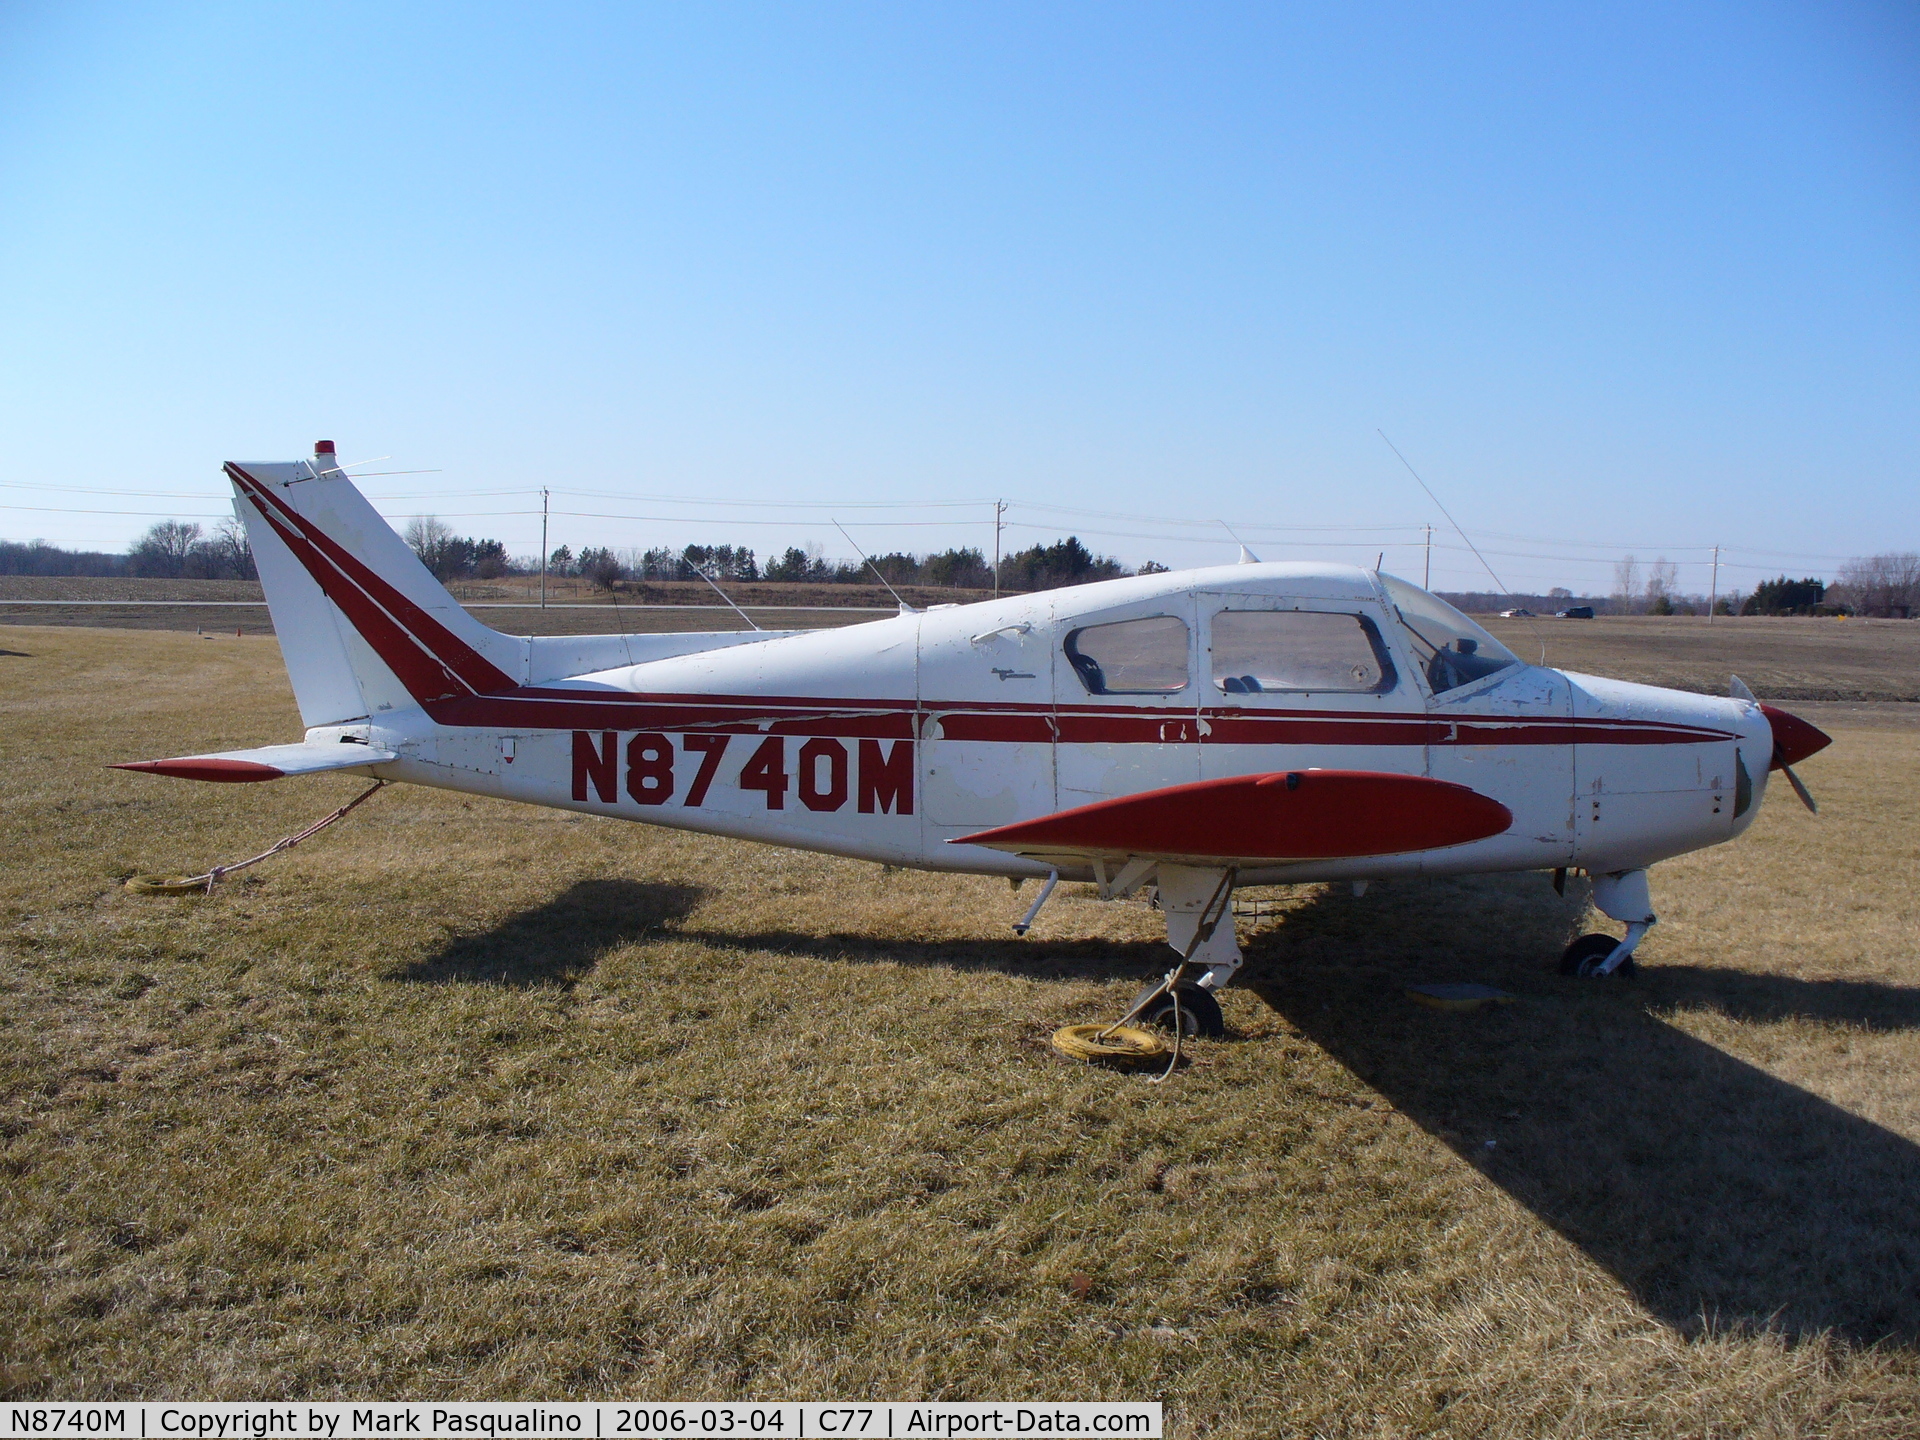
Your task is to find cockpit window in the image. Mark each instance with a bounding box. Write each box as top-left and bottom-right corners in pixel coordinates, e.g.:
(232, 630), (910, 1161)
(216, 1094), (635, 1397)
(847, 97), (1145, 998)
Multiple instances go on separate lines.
(1378, 574), (1520, 694)
(1210, 610), (1396, 694)
(1064, 615), (1190, 695)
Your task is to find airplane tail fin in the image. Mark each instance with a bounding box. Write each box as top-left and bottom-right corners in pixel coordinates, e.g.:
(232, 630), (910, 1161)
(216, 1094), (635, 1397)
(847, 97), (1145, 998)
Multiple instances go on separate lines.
(228, 442), (523, 727)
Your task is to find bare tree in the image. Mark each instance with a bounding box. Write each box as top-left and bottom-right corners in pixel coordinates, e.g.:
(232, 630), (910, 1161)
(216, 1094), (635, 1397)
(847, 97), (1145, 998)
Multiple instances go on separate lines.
(1644, 556), (1678, 614)
(208, 517), (255, 579)
(1834, 552), (1920, 618)
(403, 515), (454, 558)
(1612, 555), (1641, 614)
(127, 520), (203, 578)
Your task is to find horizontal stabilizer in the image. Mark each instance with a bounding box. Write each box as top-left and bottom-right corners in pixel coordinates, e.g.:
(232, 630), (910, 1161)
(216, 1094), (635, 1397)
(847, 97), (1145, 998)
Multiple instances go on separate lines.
(112, 741), (398, 784)
(953, 769), (1512, 866)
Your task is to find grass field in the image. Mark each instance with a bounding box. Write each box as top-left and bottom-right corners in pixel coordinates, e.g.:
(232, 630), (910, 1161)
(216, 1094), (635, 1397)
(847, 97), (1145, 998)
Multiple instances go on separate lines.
(3, 625), (1919, 1434)
(1479, 614), (1920, 703)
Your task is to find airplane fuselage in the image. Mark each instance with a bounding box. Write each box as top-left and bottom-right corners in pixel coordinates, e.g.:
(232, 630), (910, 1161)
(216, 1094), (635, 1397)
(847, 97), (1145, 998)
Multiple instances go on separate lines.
(307, 566), (1775, 886)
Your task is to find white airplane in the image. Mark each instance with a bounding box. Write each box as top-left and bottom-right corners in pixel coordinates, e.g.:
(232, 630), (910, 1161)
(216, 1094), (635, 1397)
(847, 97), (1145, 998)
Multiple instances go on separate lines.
(118, 443), (1831, 1036)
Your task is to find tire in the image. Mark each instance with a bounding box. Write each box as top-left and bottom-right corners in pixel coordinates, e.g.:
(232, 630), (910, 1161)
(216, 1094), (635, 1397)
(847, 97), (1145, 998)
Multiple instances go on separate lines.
(1130, 982), (1226, 1038)
(1559, 932), (1636, 978)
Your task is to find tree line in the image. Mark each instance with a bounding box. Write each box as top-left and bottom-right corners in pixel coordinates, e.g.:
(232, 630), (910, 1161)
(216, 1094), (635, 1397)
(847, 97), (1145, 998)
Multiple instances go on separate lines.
(5, 520), (1916, 618)
(1, 519), (257, 579)
(534, 534), (1146, 593)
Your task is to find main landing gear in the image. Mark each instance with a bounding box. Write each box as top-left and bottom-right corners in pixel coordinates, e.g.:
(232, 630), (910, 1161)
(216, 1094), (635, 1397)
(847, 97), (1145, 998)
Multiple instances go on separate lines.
(1128, 981), (1227, 1039)
(1560, 868), (1656, 979)
(1106, 862), (1243, 1038)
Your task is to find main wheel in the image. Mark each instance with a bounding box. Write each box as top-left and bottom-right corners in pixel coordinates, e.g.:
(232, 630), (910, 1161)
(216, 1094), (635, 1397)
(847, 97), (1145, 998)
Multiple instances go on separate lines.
(1130, 982), (1226, 1038)
(1559, 932), (1636, 978)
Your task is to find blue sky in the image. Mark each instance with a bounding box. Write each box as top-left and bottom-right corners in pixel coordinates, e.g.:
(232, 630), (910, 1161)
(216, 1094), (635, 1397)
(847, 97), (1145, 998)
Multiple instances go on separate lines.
(2, 2), (1914, 595)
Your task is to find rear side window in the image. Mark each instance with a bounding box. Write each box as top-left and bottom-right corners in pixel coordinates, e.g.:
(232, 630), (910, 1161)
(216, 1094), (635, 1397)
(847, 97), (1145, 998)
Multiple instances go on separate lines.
(1209, 610), (1396, 694)
(1065, 615), (1190, 695)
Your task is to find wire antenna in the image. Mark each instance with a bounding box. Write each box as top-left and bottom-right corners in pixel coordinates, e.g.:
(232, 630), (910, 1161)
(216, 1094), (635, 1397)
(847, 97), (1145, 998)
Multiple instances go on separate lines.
(691, 565), (762, 630)
(1377, 430), (1548, 663)
(834, 520), (918, 612)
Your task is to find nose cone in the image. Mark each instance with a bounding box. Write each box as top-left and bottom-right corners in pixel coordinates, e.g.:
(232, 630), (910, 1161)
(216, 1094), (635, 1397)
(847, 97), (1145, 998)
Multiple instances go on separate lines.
(1759, 704), (1832, 770)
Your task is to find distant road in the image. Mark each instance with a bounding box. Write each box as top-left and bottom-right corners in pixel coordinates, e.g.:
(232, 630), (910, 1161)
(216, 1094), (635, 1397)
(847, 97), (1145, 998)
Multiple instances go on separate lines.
(0, 598), (892, 637)
(0, 600), (891, 612)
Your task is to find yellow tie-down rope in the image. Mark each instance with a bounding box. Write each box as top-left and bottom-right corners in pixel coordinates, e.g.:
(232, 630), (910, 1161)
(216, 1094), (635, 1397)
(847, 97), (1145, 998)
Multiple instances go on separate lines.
(1051, 868), (1235, 1079)
(125, 781), (387, 896)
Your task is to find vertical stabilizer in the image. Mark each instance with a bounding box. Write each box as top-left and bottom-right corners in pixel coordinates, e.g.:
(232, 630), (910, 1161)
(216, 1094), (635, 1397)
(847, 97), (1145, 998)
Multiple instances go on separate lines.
(230, 443), (524, 726)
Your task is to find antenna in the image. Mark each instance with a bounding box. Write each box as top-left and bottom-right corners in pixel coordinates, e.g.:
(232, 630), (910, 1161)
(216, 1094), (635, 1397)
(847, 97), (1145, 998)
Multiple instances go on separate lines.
(1377, 430), (1548, 664)
(1217, 519), (1261, 563)
(835, 520), (918, 612)
(691, 564), (762, 630)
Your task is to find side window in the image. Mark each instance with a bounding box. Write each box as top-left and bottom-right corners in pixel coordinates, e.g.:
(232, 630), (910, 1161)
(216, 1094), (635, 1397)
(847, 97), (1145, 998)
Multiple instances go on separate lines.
(1209, 610), (1397, 694)
(1064, 615), (1190, 695)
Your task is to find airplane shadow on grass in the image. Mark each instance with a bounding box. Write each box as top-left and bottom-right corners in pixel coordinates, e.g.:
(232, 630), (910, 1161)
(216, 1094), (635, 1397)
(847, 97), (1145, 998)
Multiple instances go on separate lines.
(413, 872), (1920, 1344)
(393, 878), (705, 988)
(1235, 874), (1920, 1347)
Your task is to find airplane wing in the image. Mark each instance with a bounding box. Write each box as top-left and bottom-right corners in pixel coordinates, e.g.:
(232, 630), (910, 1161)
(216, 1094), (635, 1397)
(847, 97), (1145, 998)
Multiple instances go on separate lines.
(951, 769), (1512, 868)
(111, 741), (398, 783)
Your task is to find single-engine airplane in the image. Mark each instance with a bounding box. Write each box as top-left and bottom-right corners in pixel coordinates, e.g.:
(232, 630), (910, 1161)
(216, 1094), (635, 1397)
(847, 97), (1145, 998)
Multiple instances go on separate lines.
(117, 443), (1832, 1036)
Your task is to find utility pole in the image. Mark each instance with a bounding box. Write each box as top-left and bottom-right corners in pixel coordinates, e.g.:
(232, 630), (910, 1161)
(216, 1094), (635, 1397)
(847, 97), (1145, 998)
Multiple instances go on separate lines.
(1707, 544), (1719, 625)
(992, 499), (1005, 600)
(539, 487), (550, 609)
(1423, 523), (1432, 589)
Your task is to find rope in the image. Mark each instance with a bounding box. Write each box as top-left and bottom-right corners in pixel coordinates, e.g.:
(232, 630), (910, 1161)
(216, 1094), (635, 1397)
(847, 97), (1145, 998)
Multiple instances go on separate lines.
(1048, 1023), (1170, 1066)
(1050, 868), (1236, 1076)
(125, 781), (387, 896)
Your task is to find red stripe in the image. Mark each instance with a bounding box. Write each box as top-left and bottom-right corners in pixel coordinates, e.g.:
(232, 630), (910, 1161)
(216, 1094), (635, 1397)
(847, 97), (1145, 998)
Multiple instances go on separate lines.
(229, 465), (515, 697)
(232, 468), (473, 703)
(429, 691), (918, 736)
(424, 686), (1736, 747)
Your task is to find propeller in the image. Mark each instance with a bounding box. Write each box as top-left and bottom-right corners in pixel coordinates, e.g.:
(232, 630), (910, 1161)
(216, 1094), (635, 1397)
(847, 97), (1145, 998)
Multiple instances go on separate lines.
(1779, 763), (1818, 815)
(1731, 676), (1830, 815)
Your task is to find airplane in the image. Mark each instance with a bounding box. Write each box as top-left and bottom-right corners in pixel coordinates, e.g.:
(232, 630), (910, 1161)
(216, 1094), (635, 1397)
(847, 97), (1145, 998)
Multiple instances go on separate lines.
(115, 442), (1833, 1038)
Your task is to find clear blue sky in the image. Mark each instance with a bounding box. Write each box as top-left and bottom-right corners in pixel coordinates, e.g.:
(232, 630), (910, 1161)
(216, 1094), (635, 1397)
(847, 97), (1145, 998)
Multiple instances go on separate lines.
(2, 2), (1915, 596)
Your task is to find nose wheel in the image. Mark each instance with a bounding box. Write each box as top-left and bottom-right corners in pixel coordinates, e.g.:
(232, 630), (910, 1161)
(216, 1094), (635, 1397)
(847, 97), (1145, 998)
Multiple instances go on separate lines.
(1128, 981), (1226, 1038)
(1560, 932), (1637, 978)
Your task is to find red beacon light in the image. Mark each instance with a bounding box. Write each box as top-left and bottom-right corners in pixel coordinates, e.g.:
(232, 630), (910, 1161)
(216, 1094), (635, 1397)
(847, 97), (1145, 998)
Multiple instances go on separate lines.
(314, 440), (336, 456)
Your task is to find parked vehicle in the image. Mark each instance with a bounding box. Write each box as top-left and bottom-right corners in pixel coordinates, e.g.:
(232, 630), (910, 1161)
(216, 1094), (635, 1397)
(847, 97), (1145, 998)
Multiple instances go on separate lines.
(1556, 605), (1595, 619)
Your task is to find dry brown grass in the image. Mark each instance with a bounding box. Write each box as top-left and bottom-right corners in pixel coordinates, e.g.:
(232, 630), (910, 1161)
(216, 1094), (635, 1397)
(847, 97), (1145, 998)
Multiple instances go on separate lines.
(3, 625), (1919, 1435)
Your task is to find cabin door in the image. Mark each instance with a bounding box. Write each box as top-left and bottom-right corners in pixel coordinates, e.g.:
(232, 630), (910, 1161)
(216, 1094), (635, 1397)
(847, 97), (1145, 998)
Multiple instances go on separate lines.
(918, 602), (1057, 831)
(1195, 592), (1425, 784)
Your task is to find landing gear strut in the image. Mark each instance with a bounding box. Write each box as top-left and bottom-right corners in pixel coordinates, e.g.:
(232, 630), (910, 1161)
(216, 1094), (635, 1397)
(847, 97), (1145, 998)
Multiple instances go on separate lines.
(1113, 864), (1242, 1037)
(1561, 868), (1656, 978)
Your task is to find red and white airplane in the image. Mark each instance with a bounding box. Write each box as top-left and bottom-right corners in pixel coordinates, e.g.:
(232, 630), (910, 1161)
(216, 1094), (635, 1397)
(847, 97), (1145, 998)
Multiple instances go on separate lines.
(118, 443), (1831, 1035)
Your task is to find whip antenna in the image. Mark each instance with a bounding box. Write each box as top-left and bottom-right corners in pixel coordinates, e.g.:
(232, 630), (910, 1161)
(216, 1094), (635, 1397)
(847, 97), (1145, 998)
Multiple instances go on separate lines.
(834, 520), (918, 613)
(1377, 430), (1547, 662)
(691, 565), (762, 630)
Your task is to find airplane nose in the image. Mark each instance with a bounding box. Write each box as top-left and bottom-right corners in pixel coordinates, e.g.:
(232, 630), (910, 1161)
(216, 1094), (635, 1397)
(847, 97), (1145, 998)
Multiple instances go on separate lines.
(1759, 704), (1832, 771)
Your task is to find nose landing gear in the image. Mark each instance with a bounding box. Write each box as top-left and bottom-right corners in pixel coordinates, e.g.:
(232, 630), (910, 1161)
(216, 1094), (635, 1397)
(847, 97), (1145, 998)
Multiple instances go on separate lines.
(1560, 868), (1656, 978)
(1560, 932), (1637, 978)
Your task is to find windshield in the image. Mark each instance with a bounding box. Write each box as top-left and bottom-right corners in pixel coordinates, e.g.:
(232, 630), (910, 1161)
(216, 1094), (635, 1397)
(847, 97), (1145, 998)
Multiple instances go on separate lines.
(1378, 574), (1520, 694)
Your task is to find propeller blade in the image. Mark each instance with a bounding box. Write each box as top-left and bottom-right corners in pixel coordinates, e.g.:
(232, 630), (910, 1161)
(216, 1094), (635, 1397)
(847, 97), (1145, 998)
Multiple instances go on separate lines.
(1729, 674), (1757, 703)
(1781, 763), (1818, 814)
